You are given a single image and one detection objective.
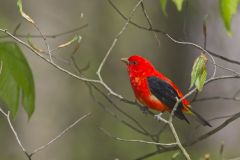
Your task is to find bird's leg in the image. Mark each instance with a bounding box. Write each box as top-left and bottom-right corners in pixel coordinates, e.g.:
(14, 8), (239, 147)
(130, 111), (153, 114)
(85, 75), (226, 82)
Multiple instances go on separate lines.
(135, 99), (149, 115)
(154, 113), (168, 123)
(140, 105), (149, 115)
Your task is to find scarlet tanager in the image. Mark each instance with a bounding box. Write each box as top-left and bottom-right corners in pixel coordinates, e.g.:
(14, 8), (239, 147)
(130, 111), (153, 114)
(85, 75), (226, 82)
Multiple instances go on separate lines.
(121, 55), (211, 127)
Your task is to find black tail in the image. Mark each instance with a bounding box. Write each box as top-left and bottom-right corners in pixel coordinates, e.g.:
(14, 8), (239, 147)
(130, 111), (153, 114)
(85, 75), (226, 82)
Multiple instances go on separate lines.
(187, 107), (212, 127)
(175, 106), (190, 124)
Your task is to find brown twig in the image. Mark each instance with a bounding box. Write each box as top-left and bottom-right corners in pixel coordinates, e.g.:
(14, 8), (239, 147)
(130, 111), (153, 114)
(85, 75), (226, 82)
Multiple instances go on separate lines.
(99, 127), (177, 146)
(29, 113), (91, 157)
(108, 0), (240, 66)
(0, 105), (90, 160)
(0, 24), (88, 39)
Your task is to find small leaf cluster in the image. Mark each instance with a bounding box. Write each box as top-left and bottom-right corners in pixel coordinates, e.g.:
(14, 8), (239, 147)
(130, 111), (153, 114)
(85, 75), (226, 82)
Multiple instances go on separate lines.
(0, 42), (35, 118)
(159, 0), (239, 36)
(190, 53), (208, 91)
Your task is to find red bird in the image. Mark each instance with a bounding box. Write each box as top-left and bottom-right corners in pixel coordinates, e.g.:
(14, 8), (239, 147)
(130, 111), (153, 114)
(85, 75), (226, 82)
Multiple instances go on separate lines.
(121, 55), (211, 127)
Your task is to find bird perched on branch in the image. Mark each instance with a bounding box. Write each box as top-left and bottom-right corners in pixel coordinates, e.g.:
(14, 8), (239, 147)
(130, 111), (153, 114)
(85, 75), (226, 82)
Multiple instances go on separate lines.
(121, 55), (211, 127)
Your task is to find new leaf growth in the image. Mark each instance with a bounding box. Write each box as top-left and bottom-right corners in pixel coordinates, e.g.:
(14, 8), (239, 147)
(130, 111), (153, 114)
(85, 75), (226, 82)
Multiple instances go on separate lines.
(190, 53), (208, 91)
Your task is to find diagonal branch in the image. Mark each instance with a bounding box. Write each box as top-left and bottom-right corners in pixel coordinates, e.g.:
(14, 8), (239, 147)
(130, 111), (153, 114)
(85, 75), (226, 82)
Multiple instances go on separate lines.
(0, 104), (91, 160)
(108, 0), (240, 66)
(6, 112), (27, 153)
(29, 112), (91, 157)
(95, 0), (144, 99)
(0, 24), (88, 39)
(99, 127), (177, 146)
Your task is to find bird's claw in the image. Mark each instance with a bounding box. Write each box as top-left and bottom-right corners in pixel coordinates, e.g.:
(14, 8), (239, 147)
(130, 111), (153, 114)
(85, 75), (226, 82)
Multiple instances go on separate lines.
(140, 106), (149, 115)
(154, 113), (163, 121)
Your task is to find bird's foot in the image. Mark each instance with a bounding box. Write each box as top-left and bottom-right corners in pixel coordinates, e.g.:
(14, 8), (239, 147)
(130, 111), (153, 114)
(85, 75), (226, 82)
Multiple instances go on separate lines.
(140, 106), (149, 115)
(154, 113), (163, 121)
(154, 113), (168, 123)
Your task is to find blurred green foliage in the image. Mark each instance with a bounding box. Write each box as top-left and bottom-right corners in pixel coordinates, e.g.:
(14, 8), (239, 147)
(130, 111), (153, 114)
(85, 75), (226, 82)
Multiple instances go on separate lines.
(0, 42), (35, 118)
(0, 0), (239, 160)
(160, 0), (239, 36)
(219, 0), (239, 36)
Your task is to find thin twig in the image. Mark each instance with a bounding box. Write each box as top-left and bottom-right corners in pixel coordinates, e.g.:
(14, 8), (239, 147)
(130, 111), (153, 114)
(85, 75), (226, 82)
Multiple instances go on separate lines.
(0, 107), (7, 117)
(194, 96), (240, 103)
(13, 23), (22, 35)
(0, 29), (101, 83)
(108, 0), (240, 66)
(187, 112), (240, 146)
(140, 2), (161, 47)
(70, 50), (151, 136)
(156, 111), (240, 155)
(3, 25), (240, 159)
(96, 0), (143, 99)
(0, 24), (88, 39)
(29, 112), (91, 157)
(99, 127), (177, 146)
(168, 98), (191, 160)
(6, 112), (27, 153)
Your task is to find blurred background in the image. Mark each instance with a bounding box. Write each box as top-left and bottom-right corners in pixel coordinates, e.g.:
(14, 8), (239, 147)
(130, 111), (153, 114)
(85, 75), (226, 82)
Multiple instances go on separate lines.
(1, 0), (240, 159)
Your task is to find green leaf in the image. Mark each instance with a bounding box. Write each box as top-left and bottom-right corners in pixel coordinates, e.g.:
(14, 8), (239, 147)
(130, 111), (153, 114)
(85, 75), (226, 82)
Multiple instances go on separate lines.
(190, 53), (208, 91)
(17, 0), (35, 24)
(219, 0), (239, 36)
(195, 66), (207, 91)
(160, 0), (168, 16)
(0, 42), (35, 118)
(172, 0), (185, 11)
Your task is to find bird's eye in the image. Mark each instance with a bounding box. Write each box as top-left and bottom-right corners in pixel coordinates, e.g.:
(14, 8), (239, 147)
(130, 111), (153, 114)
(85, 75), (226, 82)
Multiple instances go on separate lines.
(130, 61), (138, 65)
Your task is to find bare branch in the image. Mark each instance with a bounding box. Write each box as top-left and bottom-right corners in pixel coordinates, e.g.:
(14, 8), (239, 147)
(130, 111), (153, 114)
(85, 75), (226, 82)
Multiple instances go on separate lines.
(70, 52), (151, 136)
(187, 111), (240, 147)
(99, 127), (177, 147)
(2, 1), (240, 159)
(169, 122), (191, 160)
(0, 24), (88, 39)
(0, 107), (7, 117)
(194, 96), (240, 103)
(140, 2), (161, 46)
(148, 111), (240, 156)
(29, 112), (91, 157)
(168, 98), (191, 160)
(0, 104), (91, 159)
(207, 49), (240, 66)
(0, 29), (101, 84)
(96, 0), (143, 77)
(95, 0), (144, 99)
(108, 0), (240, 66)
(5, 111), (29, 158)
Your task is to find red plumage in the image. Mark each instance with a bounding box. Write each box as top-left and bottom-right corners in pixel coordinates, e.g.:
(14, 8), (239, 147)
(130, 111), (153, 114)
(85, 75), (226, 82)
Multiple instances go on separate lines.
(121, 55), (211, 127)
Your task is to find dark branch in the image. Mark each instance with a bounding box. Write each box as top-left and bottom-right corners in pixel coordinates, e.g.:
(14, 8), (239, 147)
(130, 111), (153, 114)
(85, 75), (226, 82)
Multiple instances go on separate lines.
(108, 0), (240, 66)
(0, 24), (88, 39)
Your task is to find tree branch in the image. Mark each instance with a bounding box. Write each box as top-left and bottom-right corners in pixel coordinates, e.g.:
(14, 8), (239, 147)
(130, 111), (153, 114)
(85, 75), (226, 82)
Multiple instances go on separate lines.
(96, 0), (144, 99)
(0, 24), (88, 39)
(108, 0), (240, 66)
(99, 127), (177, 146)
(29, 113), (91, 157)
(0, 104), (90, 160)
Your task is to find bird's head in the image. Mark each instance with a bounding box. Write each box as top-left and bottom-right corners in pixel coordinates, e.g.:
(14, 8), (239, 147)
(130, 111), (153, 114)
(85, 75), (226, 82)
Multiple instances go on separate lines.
(121, 55), (155, 75)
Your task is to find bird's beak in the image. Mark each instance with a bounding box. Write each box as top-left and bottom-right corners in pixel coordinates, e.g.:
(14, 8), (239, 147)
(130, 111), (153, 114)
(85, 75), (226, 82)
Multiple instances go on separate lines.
(120, 57), (129, 64)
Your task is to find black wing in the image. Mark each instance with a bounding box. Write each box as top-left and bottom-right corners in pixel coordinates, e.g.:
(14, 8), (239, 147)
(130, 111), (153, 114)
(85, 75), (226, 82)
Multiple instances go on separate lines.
(147, 76), (189, 123)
